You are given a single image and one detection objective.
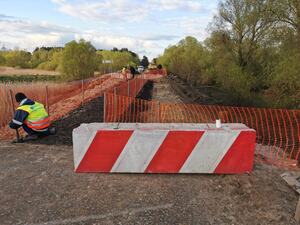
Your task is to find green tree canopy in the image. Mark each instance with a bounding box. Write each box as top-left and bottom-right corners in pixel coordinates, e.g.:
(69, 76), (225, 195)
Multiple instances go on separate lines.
(60, 39), (96, 80)
(2, 50), (32, 68)
(158, 0), (300, 108)
(0, 52), (5, 66)
(97, 49), (139, 73)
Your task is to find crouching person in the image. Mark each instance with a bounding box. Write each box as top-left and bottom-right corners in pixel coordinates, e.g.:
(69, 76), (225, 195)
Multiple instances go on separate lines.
(9, 92), (56, 141)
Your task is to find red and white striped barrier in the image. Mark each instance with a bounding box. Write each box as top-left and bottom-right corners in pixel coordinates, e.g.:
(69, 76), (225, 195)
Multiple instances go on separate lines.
(73, 123), (256, 174)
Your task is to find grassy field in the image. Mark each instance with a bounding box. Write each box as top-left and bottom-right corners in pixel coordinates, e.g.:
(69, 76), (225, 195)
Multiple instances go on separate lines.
(0, 67), (109, 82)
(0, 66), (60, 82)
(0, 66), (60, 76)
(0, 75), (59, 82)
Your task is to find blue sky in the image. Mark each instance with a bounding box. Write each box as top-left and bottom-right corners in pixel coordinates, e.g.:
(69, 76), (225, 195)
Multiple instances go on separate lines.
(0, 0), (219, 59)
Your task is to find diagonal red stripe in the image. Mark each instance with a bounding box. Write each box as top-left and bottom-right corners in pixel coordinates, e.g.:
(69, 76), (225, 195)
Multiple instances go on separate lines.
(145, 131), (204, 173)
(214, 131), (256, 174)
(76, 130), (133, 173)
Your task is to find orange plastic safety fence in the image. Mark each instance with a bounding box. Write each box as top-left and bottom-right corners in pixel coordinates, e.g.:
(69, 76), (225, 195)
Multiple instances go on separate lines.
(105, 77), (148, 97)
(0, 75), (111, 128)
(103, 78), (149, 122)
(104, 93), (300, 167)
(142, 69), (167, 80)
(144, 68), (167, 76)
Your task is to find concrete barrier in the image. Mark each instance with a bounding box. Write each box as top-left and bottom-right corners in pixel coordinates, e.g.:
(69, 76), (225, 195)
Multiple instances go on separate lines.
(73, 123), (256, 174)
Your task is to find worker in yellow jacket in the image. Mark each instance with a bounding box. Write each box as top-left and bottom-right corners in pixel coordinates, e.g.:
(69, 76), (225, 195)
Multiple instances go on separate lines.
(9, 92), (55, 141)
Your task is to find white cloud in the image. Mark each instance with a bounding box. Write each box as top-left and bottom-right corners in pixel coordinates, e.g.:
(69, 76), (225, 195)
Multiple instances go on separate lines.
(179, 17), (212, 40)
(51, 0), (208, 22)
(0, 17), (75, 50)
(0, 0), (219, 58)
(75, 32), (161, 57)
(49, 0), (217, 44)
(142, 34), (179, 41)
(148, 0), (203, 11)
(0, 32), (67, 51)
(0, 18), (75, 34)
(51, 0), (148, 22)
(0, 16), (161, 57)
(51, 0), (65, 3)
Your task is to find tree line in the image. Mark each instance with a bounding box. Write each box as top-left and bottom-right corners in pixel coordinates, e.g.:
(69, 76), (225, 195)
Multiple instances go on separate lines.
(158, 0), (300, 109)
(0, 40), (141, 81)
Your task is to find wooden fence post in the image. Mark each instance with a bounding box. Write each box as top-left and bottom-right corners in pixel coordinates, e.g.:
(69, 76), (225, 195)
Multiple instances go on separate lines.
(45, 85), (50, 115)
(127, 80), (130, 97)
(114, 87), (117, 122)
(134, 78), (137, 96)
(81, 79), (84, 107)
(157, 101), (161, 123)
(9, 89), (21, 141)
(103, 92), (106, 122)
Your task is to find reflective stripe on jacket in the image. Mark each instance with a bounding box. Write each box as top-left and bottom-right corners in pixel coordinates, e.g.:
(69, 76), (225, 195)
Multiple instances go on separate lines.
(17, 102), (50, 131)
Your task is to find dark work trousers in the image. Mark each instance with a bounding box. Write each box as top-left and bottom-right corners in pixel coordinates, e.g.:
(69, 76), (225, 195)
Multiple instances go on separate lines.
(22, 124), (50, 136)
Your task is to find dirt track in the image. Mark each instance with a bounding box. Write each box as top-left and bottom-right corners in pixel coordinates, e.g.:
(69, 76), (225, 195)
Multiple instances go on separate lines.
(0, 77), (299, 225)
(0, 138), (298, 225)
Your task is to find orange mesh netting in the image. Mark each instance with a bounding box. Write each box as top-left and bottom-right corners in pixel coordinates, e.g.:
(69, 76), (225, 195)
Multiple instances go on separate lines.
(0, 74), (147, 140)
(104, 93), (300, 168)
(143, 69), (167, 79)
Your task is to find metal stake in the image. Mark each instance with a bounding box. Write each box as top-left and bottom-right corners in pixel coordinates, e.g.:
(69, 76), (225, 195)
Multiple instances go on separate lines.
(127, 80), (130, 97)
(134, 78), (137, 96)
(157, 101), (161, 123)
(100, 78), (103, 97)
(103, 92), (106, 122)
(45, 85), (50, 115)
(114, 87), (117, 122)
(81, 79), (84, 107)
(9, 89), (21, 142)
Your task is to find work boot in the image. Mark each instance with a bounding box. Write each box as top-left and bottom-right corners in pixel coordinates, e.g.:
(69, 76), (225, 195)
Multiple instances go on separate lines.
(49, 127), (56, 135)
(11, 138), (24, 144)
(23, 134), (39, 141)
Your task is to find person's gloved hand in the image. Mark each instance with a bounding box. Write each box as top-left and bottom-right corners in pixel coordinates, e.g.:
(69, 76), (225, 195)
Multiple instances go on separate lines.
(9, 120), (21, 129)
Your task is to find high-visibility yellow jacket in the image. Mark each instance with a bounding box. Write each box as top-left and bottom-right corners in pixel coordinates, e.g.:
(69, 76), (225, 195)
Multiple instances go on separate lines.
(17, 101), (50, 131)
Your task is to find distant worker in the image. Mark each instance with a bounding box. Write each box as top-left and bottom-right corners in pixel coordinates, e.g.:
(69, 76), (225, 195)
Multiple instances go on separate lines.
(122, 67), (127, 75)
(9, 93), (55, 141)
(129, 66), (136, 79)
(122, 66), (128, 79)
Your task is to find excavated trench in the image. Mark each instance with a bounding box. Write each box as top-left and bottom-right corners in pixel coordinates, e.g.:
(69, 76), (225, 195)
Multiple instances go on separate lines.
(138, 76), (227, 105)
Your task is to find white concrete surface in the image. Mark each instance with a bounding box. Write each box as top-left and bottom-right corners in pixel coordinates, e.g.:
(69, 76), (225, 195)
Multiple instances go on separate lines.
(73, 123), (255, 172)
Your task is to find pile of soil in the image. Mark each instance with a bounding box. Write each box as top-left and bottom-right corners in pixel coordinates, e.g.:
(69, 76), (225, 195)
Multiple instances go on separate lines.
(36, 97), (104, 145)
